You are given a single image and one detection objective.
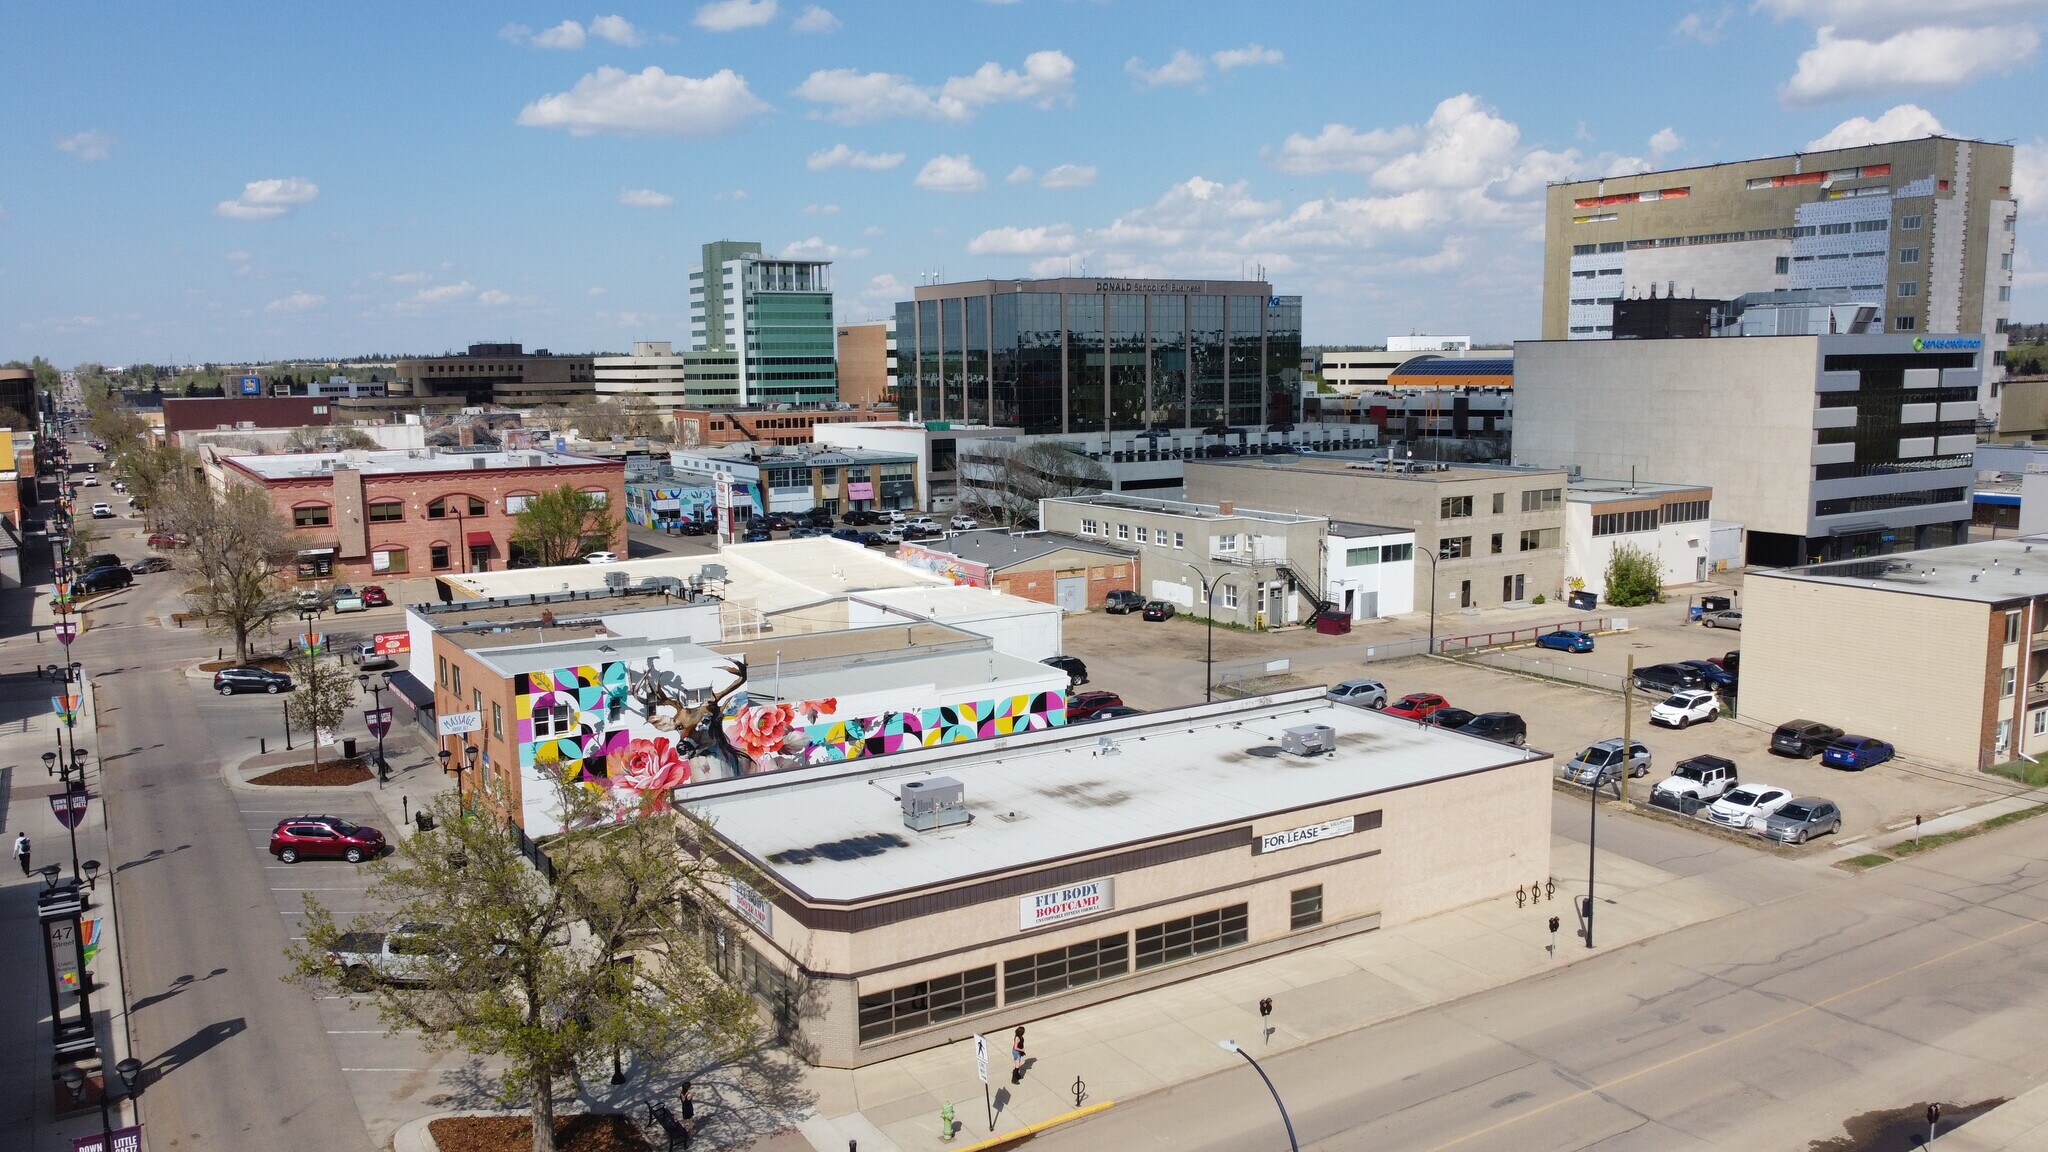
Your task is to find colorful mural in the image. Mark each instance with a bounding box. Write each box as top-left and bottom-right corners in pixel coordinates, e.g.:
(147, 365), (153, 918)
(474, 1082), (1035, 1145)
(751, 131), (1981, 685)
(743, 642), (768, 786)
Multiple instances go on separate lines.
(896, 542), (992, 588)
(798, 691), (1065, 762)
(514, 662), (631, 786)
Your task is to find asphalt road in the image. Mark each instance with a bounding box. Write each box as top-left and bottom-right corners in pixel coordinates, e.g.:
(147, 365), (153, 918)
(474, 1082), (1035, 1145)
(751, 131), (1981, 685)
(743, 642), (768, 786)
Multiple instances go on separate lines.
(1032, 809), (2048, 1152)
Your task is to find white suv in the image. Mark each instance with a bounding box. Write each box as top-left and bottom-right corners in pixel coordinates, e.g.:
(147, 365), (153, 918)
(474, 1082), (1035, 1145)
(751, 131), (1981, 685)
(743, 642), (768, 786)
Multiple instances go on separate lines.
(1325, 679), (1387, 709)
(950, 515), (980, 530)
(1707, 785), (1793, 830)
(1650, 690), (1720, 729)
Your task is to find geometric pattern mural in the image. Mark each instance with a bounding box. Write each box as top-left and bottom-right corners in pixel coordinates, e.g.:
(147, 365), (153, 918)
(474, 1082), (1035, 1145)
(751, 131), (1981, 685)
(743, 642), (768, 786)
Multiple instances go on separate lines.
(798, 690), (1066, 763)
(514, 663), (630, 785)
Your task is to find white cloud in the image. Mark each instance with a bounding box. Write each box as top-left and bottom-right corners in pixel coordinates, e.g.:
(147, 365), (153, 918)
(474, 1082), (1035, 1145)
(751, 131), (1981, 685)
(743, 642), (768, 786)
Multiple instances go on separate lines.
(56, 131), (112, 161)
(1007, 164), (1036, 185)
(914, 154), (987, 192)
(407, 282), (476, 308)
(791, 5), (840, 32)
(533, 19), (588, 48)
(618, 187), (676, 208)
(215, 177), (320, 220)
(1782, 23), (2032, 102)
(967, 224), (1078, 255)
(849, 272), (907, 318)
(588, 286), (608, 296)
(1126, 50), (1205, 89)
(862, 224), (884, 236)
(518, 67), (769, 137)
(779, 236), (868, 259)
(695, 0), (778, 31)
(803, 202), (841, 215)
(1269, 123), (1419, 175)
(1806, 103), (1947, 149)
(590, 15), (643, 46)
(385, 270), (431, 284)
(1648, 127), (1684, 156)
(1756, 0), (2048, 37)
(1040, 163), (1097, 189)
(2013, 139), (2048, 206)
(807, 143), (905, 170)
(1672, 6), (1734, 43)
(1212, 43), (1283, 70)
(795, 50), (1074, 123)
(1367, 95), (1523, 192)
(478, 289), (514, 306)
(264, 290), (324, 313)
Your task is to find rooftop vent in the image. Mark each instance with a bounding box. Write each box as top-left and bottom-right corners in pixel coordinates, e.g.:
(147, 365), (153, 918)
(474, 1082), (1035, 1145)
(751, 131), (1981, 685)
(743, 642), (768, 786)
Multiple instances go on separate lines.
(900, 777), (970, 832)
(603, 570), (630, 590)
(1279, 724), (1336, 757)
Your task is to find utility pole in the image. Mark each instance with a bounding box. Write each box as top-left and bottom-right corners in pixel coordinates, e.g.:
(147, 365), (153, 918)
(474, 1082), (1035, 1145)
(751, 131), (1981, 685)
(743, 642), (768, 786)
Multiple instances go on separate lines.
(1620, 655), (1634, 805)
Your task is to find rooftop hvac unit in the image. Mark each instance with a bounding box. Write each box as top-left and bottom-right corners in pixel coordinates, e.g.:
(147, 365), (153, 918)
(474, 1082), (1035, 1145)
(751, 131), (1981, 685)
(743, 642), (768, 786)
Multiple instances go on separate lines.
(1280, 724), (1336, 757)
(603, 570), (630, 590)
(900, 777), (970, 832)
(701, 564), (728, 582)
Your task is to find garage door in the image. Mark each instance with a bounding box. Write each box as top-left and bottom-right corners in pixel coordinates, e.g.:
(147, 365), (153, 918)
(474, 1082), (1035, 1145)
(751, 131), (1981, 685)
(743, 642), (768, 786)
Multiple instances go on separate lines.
(1055, 576), (1087, 612)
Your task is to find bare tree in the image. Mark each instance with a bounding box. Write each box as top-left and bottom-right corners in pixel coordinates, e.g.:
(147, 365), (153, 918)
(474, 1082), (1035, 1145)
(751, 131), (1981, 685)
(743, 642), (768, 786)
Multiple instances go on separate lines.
(961, 440), (1110, 528)
(167, 481), (301, 662)
(284, 647), (358, 772)
(110, 441), (197, 529)
(283, 425), (378, 451)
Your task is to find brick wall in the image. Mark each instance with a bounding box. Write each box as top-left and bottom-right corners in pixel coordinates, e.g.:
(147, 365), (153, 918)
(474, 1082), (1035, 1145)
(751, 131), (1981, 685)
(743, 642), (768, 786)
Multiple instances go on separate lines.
(163, 396), (332, 435)
(994, 560), (1135, 607)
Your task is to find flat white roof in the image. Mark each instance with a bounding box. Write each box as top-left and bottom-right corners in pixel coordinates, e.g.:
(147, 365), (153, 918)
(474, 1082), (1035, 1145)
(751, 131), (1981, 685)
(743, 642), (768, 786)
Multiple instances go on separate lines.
(851, 584), (1063, 621)
(688, 689), (1543, 904)
(1756, 535), (2048, 604)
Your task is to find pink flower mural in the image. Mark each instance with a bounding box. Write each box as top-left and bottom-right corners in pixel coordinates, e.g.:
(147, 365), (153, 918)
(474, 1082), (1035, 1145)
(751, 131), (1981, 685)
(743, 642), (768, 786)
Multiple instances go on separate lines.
(723, 698), (837, 774)
(611, 735), (691, 813)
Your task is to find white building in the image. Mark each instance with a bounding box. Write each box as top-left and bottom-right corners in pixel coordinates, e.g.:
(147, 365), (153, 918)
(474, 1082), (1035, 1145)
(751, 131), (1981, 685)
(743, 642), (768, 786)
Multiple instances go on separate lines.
(595, 341), (692, 415)
(1320, 342), (1504, 393)
(1563, 478), (1718, 599)
(1324, 523), (1417, 620)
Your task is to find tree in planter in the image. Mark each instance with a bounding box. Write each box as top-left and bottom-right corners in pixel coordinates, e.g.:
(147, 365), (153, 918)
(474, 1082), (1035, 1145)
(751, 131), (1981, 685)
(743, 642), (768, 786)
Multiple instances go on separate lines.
(1603, 542), (1663, 607)
(512, 486), (622, 567)
(284, 646), (358, 772)
(168, 482), (301, 662)
(286, 788), (761, 1152)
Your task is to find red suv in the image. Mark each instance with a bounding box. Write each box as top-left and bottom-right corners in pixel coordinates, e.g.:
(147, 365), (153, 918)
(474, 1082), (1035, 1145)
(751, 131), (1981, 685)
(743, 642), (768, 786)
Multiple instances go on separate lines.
(361, 585), (391, 607)
(1066, 691), (1126, 720)
(270, 815), (386, 863)
(1384, 692), (1450, 721)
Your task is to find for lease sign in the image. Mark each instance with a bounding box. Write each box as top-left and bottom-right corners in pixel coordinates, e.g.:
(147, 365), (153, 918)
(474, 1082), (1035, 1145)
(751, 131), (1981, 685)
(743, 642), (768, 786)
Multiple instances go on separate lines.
(1019, 877), (1114, 931)
(1257, 816), (1356, 854)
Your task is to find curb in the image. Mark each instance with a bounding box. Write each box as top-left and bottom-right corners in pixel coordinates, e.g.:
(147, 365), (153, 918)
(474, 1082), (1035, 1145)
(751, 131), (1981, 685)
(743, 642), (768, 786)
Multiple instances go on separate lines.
(951, 1101), (1116, 1151)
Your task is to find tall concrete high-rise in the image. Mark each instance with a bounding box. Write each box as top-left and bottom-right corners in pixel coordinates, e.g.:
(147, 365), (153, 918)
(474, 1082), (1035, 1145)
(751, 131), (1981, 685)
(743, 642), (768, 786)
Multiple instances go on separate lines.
(685, 240), (837, 407)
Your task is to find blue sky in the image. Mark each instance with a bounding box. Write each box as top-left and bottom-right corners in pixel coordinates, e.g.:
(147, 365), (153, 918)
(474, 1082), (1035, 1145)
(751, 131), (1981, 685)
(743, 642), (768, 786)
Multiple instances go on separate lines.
(3, 0), (2045, 365)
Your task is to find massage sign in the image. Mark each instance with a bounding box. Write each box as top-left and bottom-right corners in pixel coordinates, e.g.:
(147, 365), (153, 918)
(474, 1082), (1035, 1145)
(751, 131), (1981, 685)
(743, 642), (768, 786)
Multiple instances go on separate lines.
(1019, 877), (1115, 931)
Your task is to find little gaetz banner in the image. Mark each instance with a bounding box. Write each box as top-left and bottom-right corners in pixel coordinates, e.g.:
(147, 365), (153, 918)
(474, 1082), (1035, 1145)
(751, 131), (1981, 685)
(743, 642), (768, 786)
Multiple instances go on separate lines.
(1019, 877), (1114, 931)
(1256, 815), (1356, 854)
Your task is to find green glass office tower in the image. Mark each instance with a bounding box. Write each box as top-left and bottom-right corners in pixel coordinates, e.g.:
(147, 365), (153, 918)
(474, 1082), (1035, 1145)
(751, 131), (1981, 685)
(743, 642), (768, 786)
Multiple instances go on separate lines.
(686, 240), (838, 406)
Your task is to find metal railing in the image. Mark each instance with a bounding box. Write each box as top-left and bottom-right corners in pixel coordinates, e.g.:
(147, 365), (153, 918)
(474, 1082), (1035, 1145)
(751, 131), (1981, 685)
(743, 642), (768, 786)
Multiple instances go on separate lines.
(1463, 648), (1633, 693)
(1432, 616), (1613, 654)
(506, 818), (557, 883)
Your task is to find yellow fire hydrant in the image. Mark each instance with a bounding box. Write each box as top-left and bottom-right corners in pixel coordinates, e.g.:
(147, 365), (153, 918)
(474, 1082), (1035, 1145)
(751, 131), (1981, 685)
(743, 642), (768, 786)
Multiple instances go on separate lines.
(940, 1101), (956, 1140)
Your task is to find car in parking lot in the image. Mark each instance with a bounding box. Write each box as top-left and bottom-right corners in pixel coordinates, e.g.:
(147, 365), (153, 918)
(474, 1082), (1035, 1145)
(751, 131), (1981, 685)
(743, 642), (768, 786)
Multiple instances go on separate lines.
(146, 531), (187, 549)
(1081, 706), (1146, 722)
(1065, 691), (1126, 720)
(1633, 663), (1706, 694)
(128, 556), (173, 574)
(1770, 719), (1844, 758)
(1707, 784), (1794, 830)
(1535, 629), (1594, 653)
(330, 584), (366, 613)
(1701, 609), (1743, 630)
(1652, 754), (1740, 805)
(1649, 689), (1721, 728)
(1384, 692), (1449, 721)
(90, 502), (113, 518)
(584, 551), (620, 564)
(214, 666), (293, 695)
(678, 520), (706, 536)
(295, 588), (325, 611)
(82, 553), (122, 572)
(1325, 679), (1387, 709)
(1564, 739), (1652, 785)
(1457, 711), (1528, 746)
(830, 527), (867, 544)
(1677, 659), (1738, 693)
(950, 515), (980, 530)
(1141, 600), (1177, 621)
(1427, 706), (1479, 730)
(1104, 590), (1147, 615)
(1761, 798), (1843, 844)
(361, 585), (390, 607)
(1041, 655), (1089, 687)
(1821, 735), (1895, 770)
(76, 565), (133, 594)
(269, 815), (386, 863)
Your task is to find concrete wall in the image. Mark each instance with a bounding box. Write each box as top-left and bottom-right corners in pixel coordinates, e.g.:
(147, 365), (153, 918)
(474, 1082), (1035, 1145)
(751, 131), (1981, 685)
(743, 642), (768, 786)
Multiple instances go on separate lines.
(1565, 505), (1712, 598)
(1324, 532), (1416, 617)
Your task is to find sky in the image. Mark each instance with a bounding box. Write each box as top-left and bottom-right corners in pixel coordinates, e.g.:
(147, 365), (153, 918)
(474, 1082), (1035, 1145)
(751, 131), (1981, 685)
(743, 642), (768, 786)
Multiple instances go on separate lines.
(3, 0), (2046, 366)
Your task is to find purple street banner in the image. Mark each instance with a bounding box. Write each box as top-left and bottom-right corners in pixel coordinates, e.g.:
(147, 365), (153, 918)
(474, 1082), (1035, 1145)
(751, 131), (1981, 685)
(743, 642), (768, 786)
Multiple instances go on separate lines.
(364, 707), (393, 739)
(73, 1125), (143, 1152)
(54, 620), (78, 645)
(50, 792), (89, 830)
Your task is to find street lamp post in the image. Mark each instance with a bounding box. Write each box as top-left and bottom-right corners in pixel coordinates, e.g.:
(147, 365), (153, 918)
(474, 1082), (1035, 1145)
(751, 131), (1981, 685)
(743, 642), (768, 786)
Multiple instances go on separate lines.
(1180, 563), (1230, 703)
(59, 1048), (142, 1152)
(1217, 1040), (1299, 1152)
(1417, 542), (1444, 655)
(359, 671), (393, 781)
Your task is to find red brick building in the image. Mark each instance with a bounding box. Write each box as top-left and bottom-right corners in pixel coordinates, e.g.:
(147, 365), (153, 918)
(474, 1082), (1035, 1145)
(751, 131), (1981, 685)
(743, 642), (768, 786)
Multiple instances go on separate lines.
(163, 396), (334, 437)
(673, 402), (898, 447)
(221, 447), (626, 582)
(900, 530), (1137, 610)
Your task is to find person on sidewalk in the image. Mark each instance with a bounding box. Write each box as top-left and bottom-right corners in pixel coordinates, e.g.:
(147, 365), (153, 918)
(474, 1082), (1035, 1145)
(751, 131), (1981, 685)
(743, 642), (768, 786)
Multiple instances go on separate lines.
(1010, 1026), (1026, 1085)
(13, 833), (29, 877)
(679, 1081), (694, 1148)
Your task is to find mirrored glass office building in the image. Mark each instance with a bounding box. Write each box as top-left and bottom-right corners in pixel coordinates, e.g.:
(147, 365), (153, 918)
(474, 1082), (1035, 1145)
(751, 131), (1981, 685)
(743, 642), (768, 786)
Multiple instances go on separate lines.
(894, 278), (1301, 435)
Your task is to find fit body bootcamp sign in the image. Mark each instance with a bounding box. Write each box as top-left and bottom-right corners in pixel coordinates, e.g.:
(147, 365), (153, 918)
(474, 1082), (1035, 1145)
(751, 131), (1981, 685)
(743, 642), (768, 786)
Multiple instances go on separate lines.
(1019, 877), (1115, 930)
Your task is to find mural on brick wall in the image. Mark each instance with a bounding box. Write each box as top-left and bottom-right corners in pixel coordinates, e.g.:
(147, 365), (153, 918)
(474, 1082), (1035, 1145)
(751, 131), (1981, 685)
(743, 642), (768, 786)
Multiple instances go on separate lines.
(895, 542), (991, 588)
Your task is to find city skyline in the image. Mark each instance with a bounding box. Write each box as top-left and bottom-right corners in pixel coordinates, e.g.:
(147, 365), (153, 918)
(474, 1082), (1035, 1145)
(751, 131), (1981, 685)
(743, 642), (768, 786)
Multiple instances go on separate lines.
(3, 0), (2045, 364)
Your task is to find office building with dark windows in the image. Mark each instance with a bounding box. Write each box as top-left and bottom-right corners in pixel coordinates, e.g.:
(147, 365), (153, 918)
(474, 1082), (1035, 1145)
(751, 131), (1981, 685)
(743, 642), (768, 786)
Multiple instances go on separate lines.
(687, 240), (838, 407)
(893, 277), (1302, 434)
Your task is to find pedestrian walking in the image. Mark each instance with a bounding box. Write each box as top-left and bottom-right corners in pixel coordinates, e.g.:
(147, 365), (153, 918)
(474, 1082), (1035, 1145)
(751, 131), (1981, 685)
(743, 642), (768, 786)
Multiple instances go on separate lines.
(13, 833), (30, 877)
(1010, 1026), (1026, 1085)
(679, 1080), (694, 1148)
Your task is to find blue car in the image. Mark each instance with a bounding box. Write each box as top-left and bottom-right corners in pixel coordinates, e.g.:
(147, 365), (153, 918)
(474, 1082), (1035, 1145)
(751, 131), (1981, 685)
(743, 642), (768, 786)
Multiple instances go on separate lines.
(1822, 735), (1895, 770)
(1536, 629), (1594, 653)
(1678, 660), (1738, 692)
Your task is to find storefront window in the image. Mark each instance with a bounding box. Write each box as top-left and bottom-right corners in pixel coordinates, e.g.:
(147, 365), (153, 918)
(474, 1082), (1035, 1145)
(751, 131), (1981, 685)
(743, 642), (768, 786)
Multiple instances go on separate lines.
(857, 966), (997, 1043)
(1003, 932), (1129, 1003)
(1135, 904), (1248, 969)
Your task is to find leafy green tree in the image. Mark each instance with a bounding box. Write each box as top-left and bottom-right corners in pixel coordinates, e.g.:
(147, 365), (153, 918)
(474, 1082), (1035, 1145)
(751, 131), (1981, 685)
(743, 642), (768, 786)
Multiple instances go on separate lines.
(167, 481), (300, 662)
(285, 790), (760, 1152)
(512, 486), (622, 566)
(85, 394), (149, 454)
(284, 645), (358, 772)
(1603, 542), (1664, 607)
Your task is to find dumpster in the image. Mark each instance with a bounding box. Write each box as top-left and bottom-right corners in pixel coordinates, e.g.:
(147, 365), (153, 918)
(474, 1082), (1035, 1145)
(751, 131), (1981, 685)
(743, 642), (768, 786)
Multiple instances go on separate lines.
(1699, 594), (1731, 613)
(1568, 590), (1596, 612)
(1314, 614), (1353, 636)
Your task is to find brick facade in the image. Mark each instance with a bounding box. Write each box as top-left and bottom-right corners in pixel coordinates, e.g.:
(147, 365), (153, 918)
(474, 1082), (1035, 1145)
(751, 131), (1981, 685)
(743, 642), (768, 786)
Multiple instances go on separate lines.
(225, 457), (626, 583)
(993, 560), (1135, 607)
(163, 396), (332, 436)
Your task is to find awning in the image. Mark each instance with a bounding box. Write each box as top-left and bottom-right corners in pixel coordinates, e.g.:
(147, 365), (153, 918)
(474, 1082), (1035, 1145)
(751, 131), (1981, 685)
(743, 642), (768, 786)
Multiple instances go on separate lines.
(386, 670), (434, 709)
(296, 546), (337, 556)
(465, 531), (493, 547)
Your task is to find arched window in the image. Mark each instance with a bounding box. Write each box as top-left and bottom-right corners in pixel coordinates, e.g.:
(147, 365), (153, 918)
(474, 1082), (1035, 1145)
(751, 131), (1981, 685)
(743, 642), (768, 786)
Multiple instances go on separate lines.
(291, 501), (332, 528)
(580, 488), (609, 504)
(427, 494), (488, 519)
(504, 490), (540, 514)
(367, 499), (404, 523)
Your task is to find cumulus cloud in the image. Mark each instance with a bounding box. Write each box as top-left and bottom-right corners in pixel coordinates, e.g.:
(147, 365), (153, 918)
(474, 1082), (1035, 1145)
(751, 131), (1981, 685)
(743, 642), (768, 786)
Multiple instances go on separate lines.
(1672, 6), (1734, 42)
(2013, 139), (2048, 206)
(1806, 103), (1947, 148)
(803, 202), (840, 215)
(518, 67), (768, 137)
(1782, 23), (2032, 102)
(1040, 163), (1097, 189)
(779, 236), (868, 259)
(1007, 165), (1036, 185)
(791, 5), (840, 32)
(1212, 43), (1283, 70)
(619, 187), (675, 208)
(478, 289), (514, 306)
(1648, 127), (1684, 156)
(56, 131), (112, 161)
(265, 290), (324, 313)
(1126, 50), (1205, 89)
(1270, 122), (1419, 175)
(216, 177), (320, 220)
(512, 19), (587, 48)
(695, 0), (778, 31)
(405, 282), (476, 311)
(1755, 0), (2048, 37)
(915, 154), (987, 193)
(795, 50), (1074, 123)
(590, 15), (643, 45)
(967, 224), (1078, 255)
(807, 143), (905, 170)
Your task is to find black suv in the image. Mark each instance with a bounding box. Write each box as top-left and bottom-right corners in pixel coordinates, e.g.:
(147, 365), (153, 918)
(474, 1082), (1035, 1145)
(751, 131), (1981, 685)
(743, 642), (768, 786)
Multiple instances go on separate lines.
(1041, 655), (1089, 687)
(1104, 590), (1146, 614)
(76, 565), (133, 593)
(1770, 719), (1844, 758)
(82, 552), (122, 572)
(1632, 663), (1704, 694)
(214, 666), (294, 696)
(1457, 711), (1528, 746)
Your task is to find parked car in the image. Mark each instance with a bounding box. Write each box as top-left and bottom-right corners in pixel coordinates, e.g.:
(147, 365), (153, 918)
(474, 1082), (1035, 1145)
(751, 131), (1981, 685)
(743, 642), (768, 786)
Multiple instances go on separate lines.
(842, 509), (878, 526)
(1104, 589), (1147, 614)
(331, 586), (367, 613)
(89, 502), (113, 518)
(1384, 692), (1449, 721)
(787, 526), (825, 539)
(146, 531), (187, 549)
(1633, 663), (1706, 694)
(766, 514), (796, 532)
(1041, 655), (1089, 687)
(583, 551), (620, 564)
(1141, 600), (1177, 621)
(78, 475), (98, 486)
(1652, 754), (1740, 805)
(1650, 689), (1721, 728)
(874, 526), (904, 544)
(326, 923), (458, 988)
(1677, 659), (1738, 692)
(82, 552), (122, 572)
(830, 527), (867, 544)
(1761, 797), (1844, 844)
(1427, 706), (1480, 730)
(1457, 711), (1528, 746)
(1082, 706), (1146, 722)
(1701, 609), (1743, 630)
(76, 565), (133, 593)
(214, 666), (293, 695)
(906, 516), (940, 532)
(744, 527), (774, 542)
(1564, 739), (1652, 785)
(357, 642), (396, 671)
(1325, 679), (1388, 709)
(1066, 691), (1126, 720)
(1770, 719), (1844, 758)
(678, 520), (706, 536)
(1535, 629), (1594, 653)
(950, 515), (980, 530)
(1822, 735), (1896, 770)
(269, 815), (386, 864)
(1707, 784), (1794, 830)
(361, 585), (391, 608)
(128, 556), (172, 574)
(295, 588), (325, 611)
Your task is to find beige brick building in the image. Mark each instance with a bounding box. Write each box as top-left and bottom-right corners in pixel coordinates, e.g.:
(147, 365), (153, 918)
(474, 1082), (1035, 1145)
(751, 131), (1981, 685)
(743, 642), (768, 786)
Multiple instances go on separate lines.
(1038, 494), (1330, 626)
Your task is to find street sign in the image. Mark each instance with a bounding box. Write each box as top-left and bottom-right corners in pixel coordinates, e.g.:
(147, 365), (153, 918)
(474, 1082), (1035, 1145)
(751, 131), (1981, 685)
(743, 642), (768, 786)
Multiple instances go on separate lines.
(973, 1033), (989, 1084)
(74, 1123), (143, 1152)
(54, 620), (77, 646)
(364, 707), (393, 738)
(437, 711), (482, 737)
(50, 792), (89, 830)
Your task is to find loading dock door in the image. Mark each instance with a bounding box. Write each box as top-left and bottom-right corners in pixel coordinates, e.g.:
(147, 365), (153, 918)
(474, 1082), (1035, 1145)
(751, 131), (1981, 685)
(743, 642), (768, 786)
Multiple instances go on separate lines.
(1055, 575), (1087, 612)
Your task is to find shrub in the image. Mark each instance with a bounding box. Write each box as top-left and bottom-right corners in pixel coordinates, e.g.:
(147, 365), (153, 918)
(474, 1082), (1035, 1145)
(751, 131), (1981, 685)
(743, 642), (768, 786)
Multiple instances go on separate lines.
(1603, 543), (1663, 607)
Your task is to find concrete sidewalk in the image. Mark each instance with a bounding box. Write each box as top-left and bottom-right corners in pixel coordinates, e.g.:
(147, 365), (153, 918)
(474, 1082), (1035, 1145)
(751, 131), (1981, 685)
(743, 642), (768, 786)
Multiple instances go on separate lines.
(1832, 781), (2048, 857)
(788, 832), (1744, 1152)
(1936, 1079), (2048, 1149)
